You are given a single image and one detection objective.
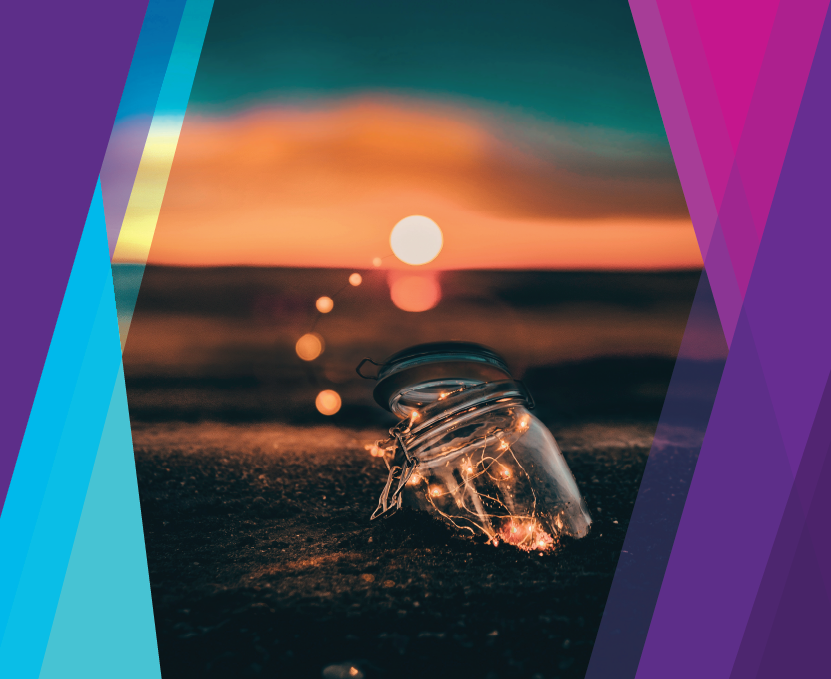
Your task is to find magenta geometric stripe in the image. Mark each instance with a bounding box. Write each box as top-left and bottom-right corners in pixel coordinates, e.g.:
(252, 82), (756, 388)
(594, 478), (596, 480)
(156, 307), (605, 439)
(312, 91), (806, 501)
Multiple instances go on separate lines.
(728, 372), (831, 678)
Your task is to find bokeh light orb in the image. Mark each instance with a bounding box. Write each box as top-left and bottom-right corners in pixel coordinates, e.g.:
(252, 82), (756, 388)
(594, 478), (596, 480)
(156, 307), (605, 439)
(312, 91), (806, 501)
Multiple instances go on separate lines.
(390, 215), (443, 265)
(372, 257), (383, 267)
(349, 273), (362, 286)
(295, 333), (324, 361)
(315, 389), (342, 416)
(390, 273), (441, 312)
(316, 296), (334, 313)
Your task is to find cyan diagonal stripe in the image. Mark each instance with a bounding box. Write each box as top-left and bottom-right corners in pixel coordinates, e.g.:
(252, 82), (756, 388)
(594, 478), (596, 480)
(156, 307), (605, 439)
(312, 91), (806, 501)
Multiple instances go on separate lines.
(0, 180), (123, 676)
(40, 366), (161, 679)
(154, 0), (214, 118)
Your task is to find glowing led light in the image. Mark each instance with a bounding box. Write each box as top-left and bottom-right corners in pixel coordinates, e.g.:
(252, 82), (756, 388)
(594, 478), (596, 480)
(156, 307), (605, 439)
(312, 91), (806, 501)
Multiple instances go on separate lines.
(349, 669), (359, 677)
(349, 273), (363, 286)
(407, 472), (424, 485)
(372, 257), (383, 267)
(295, 333), (324, 361)
(389, 274), (441, 312)
(390, 215), (443, 265)
(501, 468), (511, 478)
(315, 389), (342, 416)
(430, 486), (442, 497)
(365, 443), (386, 458)
(316, 296), (334, 313)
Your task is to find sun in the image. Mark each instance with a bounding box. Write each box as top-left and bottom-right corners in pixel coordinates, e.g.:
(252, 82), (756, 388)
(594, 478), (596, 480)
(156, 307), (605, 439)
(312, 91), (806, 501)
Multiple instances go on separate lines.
(390, 215), (443, 265)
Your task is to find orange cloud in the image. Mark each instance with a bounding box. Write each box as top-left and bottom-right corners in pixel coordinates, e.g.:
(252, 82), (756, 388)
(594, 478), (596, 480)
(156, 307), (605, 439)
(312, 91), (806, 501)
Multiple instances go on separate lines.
(143, 97), (701, 269)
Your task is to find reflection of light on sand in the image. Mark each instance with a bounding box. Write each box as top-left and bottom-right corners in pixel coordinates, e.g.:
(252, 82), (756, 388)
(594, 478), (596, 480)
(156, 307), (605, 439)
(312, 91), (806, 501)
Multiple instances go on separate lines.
(390, 215), (443, 265)
(389, 273), (441, 312)
(315, 389), (342, 415)
(295, 333), (324, 361)
(316, 296), (334, 313)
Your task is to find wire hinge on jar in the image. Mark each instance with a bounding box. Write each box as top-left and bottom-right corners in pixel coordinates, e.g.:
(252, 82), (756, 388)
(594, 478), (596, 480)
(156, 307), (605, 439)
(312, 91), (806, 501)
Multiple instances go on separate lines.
(370, 429), (419, 520)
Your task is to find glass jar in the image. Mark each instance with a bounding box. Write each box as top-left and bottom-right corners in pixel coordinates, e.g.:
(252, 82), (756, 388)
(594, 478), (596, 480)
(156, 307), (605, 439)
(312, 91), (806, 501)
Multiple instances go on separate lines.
(358, 342), (592, 551)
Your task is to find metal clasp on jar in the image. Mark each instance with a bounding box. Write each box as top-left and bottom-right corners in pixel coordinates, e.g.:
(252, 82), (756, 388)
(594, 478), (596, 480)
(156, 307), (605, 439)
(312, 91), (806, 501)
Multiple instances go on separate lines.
(370, 426), (420, 520)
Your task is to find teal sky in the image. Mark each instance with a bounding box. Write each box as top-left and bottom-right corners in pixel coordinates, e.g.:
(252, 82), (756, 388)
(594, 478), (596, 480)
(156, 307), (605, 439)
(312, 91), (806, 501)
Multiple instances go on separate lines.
(190, 0), (667, 142)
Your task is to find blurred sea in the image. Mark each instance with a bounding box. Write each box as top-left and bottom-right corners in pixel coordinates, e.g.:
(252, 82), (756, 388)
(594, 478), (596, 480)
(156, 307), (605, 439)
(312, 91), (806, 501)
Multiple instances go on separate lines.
(118, 265), (721, 427)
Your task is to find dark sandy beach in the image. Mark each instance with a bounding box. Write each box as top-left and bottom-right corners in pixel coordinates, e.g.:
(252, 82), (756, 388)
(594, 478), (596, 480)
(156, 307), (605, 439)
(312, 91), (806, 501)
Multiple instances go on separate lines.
(123, 266), (708, 678)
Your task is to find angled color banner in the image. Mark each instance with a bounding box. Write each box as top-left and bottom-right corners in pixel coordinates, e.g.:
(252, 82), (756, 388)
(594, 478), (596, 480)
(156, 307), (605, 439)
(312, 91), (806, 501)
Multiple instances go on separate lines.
(584, 2), (831, 677)
(1, 1), (215, 677)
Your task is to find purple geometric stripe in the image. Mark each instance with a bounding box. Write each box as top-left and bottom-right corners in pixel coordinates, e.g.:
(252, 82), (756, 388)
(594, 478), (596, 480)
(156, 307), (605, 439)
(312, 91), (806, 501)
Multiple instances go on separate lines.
(741, 11), (831, 474)
(636, 311), (793, 679)
(637, 9), (831, 678)
(702, 220), (743, 345)
(729, 372), (831, 679)
(716, 164), (758, 297)
(730, 14), (831, 676)
(0, 1), (149, 513)
(585, 269), (727, 679)
(756, 518), (831, 679)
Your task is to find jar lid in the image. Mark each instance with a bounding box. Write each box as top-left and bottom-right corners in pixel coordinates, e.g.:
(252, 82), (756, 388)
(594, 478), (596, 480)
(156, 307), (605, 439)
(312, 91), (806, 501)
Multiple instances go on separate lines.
(358, 341), (513, 411)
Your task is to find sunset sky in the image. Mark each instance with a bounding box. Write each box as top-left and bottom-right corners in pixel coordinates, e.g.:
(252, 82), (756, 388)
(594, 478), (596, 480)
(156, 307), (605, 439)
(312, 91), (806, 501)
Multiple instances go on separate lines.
(141, 0), (700, 270)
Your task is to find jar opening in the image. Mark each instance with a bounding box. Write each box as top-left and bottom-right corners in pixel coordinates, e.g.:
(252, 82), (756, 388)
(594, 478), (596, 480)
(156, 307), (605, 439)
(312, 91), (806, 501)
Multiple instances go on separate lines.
(366, 341), (513, 412)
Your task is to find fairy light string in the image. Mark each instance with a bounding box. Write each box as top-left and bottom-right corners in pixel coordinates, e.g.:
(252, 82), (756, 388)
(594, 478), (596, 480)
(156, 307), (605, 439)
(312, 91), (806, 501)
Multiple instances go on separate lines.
(298, 258), (389, 414)
(368, 403), (561, 553)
